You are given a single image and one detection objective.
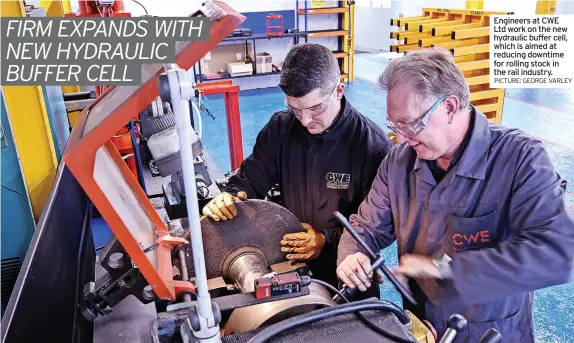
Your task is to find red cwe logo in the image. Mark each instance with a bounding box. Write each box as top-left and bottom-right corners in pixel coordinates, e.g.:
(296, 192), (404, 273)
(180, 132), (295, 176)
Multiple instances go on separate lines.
(452, 230), (491, 246)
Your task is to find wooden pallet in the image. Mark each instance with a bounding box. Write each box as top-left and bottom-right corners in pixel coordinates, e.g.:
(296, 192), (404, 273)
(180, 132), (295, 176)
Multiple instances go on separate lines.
(389, 7), (513, 124)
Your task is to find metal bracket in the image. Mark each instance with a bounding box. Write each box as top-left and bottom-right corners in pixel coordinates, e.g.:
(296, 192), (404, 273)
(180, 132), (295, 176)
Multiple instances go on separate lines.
(80, 236), (156, 321)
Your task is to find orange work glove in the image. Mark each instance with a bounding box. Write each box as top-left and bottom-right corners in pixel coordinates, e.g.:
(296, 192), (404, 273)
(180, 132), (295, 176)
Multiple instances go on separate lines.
(202, 191), (247, 221)
(280, 223), (326, 260)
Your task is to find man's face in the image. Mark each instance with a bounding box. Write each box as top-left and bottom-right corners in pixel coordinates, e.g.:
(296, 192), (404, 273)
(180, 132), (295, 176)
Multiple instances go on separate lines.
(386, 84), (454, 160)
(285, 83), (344, 134)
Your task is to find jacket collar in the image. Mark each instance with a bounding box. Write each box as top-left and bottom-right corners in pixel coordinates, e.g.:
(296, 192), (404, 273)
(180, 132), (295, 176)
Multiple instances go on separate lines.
(303, 95), (353, 141)
(413, 106), (490, 180)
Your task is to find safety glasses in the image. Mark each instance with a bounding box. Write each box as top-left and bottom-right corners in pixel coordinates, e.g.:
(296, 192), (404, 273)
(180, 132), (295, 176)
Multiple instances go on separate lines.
(386, 95), (447, 137)
(284, 83), (340, 118)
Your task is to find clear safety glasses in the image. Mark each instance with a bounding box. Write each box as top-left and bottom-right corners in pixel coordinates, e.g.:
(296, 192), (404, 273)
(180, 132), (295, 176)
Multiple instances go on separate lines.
(284, 83), (340, 118)
(386, 95), (448, 137)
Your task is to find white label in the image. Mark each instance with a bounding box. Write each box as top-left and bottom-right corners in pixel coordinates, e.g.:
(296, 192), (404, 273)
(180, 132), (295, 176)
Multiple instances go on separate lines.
(490, 16), (573, 88)
(236, 52), (242, 61)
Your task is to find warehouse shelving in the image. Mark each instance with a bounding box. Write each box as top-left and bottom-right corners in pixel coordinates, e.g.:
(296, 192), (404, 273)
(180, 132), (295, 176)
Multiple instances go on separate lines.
(297, 1), (355, 82)
(193, 2), (356, 84)
(193, 32), (307, 83)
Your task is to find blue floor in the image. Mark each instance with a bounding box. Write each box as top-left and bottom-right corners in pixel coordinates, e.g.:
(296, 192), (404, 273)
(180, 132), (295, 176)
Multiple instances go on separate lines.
(195, 52), (574, 342)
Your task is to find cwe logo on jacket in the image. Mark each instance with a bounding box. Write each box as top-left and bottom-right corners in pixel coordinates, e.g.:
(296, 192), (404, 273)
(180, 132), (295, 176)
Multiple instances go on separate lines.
(326, 172), (351, 190)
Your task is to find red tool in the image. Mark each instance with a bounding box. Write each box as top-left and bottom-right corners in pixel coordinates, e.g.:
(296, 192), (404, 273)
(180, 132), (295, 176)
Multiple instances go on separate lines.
(255, 272), (302, 299)
(266, 14), (283, 37)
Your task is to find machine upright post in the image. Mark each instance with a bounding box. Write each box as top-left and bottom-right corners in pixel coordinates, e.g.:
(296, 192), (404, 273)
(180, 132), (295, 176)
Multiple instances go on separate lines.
(161, 64), (220, 342)
(223, 91), (244, 171)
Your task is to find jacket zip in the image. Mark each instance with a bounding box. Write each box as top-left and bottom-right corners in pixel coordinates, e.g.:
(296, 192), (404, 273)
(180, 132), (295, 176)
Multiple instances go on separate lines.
(311, 152), (318, 227)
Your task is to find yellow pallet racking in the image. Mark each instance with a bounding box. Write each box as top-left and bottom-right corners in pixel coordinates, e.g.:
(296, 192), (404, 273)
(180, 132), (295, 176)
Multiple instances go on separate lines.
(298, 1), (355, 82)
(389, 8), (514, 124)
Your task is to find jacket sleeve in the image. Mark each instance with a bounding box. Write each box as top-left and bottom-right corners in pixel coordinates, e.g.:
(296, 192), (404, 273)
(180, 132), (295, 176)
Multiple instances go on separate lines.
(361, 140), (393, 199)
(441, 140), (574, 306)
(326, 138), (393, 250)
(224, 116), (280, 199)
(337, 153), (397, 265)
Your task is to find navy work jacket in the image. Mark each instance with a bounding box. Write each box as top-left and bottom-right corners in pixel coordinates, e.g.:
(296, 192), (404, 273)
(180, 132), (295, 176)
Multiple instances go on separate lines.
(338, 107), (574, 342)
(226, 96), (393, 287)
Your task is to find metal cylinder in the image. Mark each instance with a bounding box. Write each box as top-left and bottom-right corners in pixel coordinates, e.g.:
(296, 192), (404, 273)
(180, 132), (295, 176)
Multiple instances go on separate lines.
(227, 253), (269, 293)
(224, 282), (336, 335)
(178, 249), (192, 303)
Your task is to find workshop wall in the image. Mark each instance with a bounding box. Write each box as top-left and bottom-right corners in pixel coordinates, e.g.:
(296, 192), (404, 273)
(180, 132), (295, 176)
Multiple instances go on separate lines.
(482, 0), (537, 15)
(80, 0), (338, 90)
(355, 6), (394, 52)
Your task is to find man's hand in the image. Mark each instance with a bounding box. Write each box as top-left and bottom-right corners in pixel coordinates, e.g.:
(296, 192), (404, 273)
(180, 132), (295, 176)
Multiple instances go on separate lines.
(336, 252), (374, 292)
(392, 254), (441, 280)
(202, 191), (247, 221)
(281, 223), (325, 261)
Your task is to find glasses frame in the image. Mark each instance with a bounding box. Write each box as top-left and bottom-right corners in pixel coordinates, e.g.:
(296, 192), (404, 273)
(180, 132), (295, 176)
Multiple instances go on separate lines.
(284, 83), (341, 119)
(386, 95), (448, 137)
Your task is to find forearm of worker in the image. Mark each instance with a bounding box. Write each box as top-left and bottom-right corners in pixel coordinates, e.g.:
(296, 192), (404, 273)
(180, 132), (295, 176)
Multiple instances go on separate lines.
(441, 145), (574, 307)
(337, 160), (396, 264)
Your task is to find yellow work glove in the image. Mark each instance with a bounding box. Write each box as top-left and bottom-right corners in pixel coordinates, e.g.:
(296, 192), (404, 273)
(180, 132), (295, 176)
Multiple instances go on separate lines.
(202, 191), (247, 221)
(280, 223), (326, 260)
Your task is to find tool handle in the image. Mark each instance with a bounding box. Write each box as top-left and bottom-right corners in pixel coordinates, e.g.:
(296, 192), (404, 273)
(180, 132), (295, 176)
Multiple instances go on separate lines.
(438, 314), (467, 343)
(333, 211), (418, 306)
(333, 285), (358, 304)
(334, 212), (378, 259)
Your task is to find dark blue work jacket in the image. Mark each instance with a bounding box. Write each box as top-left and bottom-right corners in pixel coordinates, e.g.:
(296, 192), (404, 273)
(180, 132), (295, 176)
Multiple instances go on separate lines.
(338, 108), (574, 342)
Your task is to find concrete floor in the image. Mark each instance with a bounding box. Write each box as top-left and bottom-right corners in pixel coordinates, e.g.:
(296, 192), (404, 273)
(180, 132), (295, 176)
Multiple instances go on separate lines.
(92, 52), (573, 342)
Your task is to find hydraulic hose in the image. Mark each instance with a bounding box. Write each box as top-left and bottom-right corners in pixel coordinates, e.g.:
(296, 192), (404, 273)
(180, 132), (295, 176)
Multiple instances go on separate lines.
(310, 278), (415, 343)
(245, 298), (414, 343)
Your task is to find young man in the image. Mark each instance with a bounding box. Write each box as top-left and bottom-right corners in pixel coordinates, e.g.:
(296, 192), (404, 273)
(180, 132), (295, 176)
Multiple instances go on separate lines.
(202, 43), (393, 293)
(337, 48), (574, 342)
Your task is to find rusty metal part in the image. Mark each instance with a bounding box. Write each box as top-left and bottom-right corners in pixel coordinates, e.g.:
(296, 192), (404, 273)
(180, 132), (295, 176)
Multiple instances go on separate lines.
(226, 248), (269, 293)
(184, 199), (303, 280)
(223, 282), (336, 335)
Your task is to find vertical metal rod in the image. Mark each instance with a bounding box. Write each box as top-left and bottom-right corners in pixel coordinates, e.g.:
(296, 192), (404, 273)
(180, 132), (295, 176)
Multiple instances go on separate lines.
(128, 120), (147, 194)
(165, 66), (218, 342)
(178, 249), (192, 303)
(304, 0), (308, 43)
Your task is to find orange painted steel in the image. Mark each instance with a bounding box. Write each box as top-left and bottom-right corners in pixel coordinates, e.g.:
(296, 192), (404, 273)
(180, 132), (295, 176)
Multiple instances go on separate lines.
(62, 2), (246, 301)
(195, 80), (244, 170)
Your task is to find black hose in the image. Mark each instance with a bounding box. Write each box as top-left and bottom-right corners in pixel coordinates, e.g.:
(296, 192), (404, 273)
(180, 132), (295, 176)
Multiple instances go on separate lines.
(245, 298), (414, 343)
(128, 120), (147, 194)
(310, 279), (415, 343)
(130, 0), (149, 15)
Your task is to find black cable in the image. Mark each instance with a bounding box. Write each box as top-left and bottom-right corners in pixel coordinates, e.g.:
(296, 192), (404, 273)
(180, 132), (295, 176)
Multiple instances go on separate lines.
(245, 297), (414, 343)
(130, 0), (148, 15)
(310, 278), (349, 302)
(310, 279), (415, 343)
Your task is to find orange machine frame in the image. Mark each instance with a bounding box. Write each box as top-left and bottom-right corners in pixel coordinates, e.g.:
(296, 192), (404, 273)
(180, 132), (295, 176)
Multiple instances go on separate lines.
(195, 80), (244, 170)
(62, 2), (246, 301)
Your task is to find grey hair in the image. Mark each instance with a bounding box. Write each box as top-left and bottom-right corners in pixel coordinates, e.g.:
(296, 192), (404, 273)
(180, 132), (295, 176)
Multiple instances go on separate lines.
(279, 43), (340, 98)
(378, 48), (470, 111)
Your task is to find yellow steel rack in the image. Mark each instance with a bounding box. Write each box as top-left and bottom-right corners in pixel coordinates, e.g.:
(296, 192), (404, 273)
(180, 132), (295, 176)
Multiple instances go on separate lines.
(389, 8), (513, 124)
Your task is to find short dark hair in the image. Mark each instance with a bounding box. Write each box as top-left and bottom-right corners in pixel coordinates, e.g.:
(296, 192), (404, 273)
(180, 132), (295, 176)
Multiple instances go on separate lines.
(279, 43), (340, 98)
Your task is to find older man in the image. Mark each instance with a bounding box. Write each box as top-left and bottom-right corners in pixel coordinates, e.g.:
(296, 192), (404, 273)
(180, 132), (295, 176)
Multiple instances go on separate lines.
(202, 43), (392, 294)
(336, 48), (574, 342)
